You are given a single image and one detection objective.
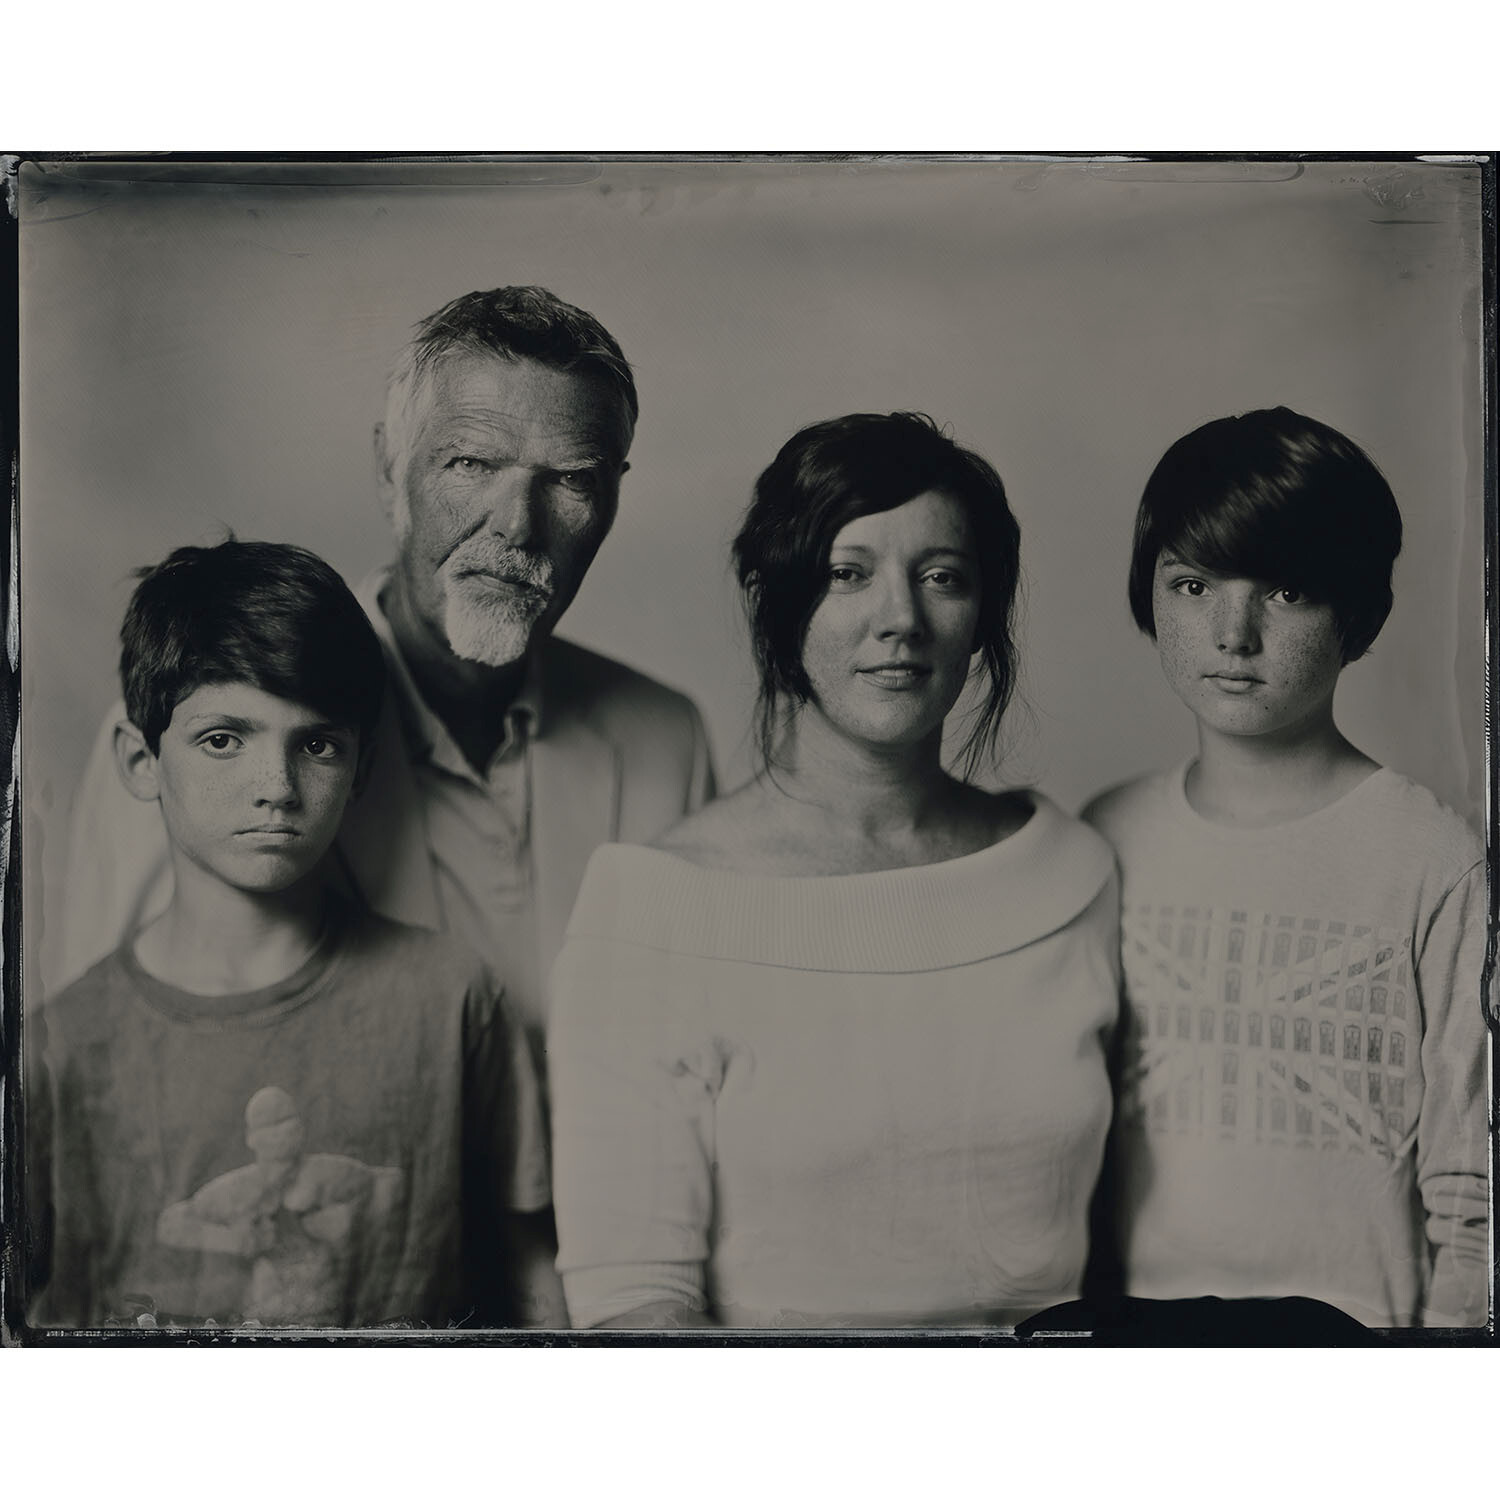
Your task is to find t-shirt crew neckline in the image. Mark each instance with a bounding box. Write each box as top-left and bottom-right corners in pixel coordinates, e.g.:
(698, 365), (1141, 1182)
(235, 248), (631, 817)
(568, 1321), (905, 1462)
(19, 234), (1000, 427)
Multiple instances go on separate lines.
(120, 919), (342, 1027)
(1171, 758), (1391, 841)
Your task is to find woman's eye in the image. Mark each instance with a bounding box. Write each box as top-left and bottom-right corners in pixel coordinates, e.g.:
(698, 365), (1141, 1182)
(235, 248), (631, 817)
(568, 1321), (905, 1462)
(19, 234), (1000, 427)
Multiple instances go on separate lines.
(923, 569), (967, 590)
(827, 565), (862, 586)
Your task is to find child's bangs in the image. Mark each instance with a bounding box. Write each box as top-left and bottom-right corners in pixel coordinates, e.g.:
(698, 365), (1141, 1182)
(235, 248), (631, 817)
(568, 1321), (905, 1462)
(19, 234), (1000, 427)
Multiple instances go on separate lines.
(1168, 486), (1330, 601)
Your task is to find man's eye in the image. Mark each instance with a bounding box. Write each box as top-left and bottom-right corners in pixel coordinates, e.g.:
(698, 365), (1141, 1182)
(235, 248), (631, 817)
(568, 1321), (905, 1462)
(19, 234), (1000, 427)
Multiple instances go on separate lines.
(199, 733), (240, 753)
(1271, 586), (1305, 605)
(447, 456), (488, 474)
(552, 469), (598, 495)
(1172, 578), (1207, 597)
(303, 738), (342, 760)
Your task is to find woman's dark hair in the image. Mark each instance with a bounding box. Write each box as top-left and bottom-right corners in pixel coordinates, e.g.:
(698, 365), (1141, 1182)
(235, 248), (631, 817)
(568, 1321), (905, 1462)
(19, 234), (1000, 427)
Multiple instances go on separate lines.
(732, 412), (1021, 777)
(1127, 407), (1403, 662)
(121, 537), (385, 754)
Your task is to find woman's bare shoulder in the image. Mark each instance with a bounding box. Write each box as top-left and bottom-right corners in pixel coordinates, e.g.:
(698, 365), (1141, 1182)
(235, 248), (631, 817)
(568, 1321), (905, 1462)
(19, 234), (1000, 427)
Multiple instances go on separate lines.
(652, 780), (783, 868)
(950, 781), (1036, 845)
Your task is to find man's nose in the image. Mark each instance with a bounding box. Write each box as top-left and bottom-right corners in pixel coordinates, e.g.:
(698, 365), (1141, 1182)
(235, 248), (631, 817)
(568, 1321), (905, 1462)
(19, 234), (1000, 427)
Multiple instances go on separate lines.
(482, 469), (543, 547)
(1215, 591), (1262, 654)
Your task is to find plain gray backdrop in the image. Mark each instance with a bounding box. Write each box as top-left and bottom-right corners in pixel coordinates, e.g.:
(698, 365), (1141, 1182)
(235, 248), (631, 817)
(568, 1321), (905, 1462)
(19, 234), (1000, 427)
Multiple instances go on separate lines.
(18, 156), (1487, 1004)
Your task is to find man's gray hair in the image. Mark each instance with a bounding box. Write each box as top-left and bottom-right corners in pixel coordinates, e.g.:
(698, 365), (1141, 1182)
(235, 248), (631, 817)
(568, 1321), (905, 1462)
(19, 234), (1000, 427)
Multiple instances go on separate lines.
(382, 285), (638, 482)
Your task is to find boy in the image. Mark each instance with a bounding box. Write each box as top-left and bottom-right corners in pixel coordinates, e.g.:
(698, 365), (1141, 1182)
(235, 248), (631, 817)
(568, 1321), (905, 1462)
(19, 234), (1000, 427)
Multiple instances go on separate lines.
(1084, 407), (1490, 1329)
(31, 539), (553, 1329)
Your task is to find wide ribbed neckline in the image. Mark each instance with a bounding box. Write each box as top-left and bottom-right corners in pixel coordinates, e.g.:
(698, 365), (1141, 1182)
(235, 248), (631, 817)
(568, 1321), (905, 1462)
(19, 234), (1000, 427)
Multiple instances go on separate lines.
(565, 792), (1115, 974)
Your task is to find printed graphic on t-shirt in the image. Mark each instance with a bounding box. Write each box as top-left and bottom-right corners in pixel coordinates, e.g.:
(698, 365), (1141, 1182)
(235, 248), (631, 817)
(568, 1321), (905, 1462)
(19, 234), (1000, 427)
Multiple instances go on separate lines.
(150, 1086), (404, 1326)
(1119, 904), (1413, 1157)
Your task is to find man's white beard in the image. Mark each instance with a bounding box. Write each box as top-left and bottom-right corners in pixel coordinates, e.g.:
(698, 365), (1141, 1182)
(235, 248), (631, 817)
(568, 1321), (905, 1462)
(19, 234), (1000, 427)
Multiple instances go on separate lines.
(441, 576), (546, 667)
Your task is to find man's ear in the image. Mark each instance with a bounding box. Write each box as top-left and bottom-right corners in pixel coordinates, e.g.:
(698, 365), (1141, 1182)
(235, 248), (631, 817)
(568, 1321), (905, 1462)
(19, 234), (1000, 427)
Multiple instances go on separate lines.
(112, 720), (162, 804)
(373, 423), (398, 523)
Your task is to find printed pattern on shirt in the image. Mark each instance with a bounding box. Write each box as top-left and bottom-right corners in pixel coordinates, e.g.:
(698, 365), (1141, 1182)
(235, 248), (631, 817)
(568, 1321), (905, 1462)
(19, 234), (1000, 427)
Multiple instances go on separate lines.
(1118, 902), (1413, 1156)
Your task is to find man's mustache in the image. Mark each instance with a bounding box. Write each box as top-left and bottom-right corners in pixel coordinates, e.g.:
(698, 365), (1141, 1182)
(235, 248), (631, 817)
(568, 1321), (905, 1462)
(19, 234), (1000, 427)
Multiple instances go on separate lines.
(442, 544), (555, 594)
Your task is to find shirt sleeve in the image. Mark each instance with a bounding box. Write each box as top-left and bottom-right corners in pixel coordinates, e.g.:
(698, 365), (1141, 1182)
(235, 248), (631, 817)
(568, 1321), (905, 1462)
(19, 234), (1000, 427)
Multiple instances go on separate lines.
(46, 706), (174, 993)
(29, 1006), (99, 1328)
(548, 938), (714, 1328)
(1413, 859), (1491, 1328)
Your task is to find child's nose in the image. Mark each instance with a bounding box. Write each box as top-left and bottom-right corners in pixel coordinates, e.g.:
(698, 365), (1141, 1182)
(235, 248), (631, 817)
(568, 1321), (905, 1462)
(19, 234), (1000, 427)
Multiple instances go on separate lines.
(253, 752), (300, 806)
(1215, 594), (1262, 653)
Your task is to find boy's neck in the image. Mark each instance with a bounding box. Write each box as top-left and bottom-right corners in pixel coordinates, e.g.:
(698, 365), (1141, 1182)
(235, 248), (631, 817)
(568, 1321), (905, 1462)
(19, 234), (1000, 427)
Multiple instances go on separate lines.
(1188, 717), (1379, 828)
(133, 866), (333, 997)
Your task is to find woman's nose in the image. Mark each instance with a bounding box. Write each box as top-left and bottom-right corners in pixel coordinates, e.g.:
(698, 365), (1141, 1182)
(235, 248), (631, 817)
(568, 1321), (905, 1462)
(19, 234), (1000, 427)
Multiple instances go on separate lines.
(874, 577), (925, 640)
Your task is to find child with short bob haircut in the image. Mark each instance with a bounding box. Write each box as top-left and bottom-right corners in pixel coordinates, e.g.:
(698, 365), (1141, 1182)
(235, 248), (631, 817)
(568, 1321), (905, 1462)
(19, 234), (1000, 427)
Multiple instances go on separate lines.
(32, 538), (551, 1329)
(1084, 407), (1489, 1329)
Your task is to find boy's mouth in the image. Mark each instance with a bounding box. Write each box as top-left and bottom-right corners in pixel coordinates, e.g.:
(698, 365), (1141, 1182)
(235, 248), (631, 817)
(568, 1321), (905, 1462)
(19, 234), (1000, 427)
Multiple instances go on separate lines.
(1205, 671), (1262, 693)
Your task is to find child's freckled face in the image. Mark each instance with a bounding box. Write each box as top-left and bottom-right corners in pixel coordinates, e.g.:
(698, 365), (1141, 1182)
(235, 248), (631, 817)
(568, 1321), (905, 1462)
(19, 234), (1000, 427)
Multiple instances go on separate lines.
(1151, 554), (1347, 741)
(152, 682), (360, 896)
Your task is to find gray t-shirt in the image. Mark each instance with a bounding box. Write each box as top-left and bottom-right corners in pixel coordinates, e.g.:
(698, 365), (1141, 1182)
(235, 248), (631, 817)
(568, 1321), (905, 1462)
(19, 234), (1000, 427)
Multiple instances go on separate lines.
(32, 902), (548, 1330)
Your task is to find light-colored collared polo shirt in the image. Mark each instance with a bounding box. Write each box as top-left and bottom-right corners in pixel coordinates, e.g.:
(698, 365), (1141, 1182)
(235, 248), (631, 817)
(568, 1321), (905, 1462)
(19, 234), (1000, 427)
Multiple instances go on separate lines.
(366, 591), (547, 1046)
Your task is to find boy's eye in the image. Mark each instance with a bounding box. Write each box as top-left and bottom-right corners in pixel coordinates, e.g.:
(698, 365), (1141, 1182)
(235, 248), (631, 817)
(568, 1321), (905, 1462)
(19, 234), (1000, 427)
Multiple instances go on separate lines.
(198, 732), (241, 754)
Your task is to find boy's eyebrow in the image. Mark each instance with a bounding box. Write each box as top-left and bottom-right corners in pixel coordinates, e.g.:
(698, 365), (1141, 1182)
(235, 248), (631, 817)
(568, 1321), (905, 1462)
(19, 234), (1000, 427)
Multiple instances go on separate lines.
(180, 711), (261, 732)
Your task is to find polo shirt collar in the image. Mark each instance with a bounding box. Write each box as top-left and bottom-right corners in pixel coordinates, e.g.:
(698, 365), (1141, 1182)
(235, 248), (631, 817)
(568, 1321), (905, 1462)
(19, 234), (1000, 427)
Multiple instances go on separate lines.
(357, 566), (544, 779)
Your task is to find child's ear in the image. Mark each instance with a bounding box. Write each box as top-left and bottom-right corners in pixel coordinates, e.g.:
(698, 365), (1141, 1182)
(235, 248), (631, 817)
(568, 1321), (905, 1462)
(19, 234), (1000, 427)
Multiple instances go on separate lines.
(112, 720), (162, 804)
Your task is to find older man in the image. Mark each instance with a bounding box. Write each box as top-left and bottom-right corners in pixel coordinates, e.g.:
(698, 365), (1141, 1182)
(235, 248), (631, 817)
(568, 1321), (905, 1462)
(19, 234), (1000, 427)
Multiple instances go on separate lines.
(52, 287), (715, 1060)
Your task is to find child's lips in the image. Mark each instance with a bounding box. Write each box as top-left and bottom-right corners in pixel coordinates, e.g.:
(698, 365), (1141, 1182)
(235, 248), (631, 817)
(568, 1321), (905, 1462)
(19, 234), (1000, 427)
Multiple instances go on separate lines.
(1205, 671), (1262, 693)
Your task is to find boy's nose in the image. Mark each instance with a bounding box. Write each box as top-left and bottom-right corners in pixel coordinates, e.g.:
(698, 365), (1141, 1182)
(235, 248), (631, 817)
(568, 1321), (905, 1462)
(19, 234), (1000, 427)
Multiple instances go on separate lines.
(1215, 593), (1262, 654)
(253, 753), (300, 807)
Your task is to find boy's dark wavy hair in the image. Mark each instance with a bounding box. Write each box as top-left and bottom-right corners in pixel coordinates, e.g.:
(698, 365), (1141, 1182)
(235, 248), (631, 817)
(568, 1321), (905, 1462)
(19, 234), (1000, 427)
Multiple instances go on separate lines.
(1127, 407), (1403, 662)
(732, 411), (1022, 778)
(121, 537), (385, 754)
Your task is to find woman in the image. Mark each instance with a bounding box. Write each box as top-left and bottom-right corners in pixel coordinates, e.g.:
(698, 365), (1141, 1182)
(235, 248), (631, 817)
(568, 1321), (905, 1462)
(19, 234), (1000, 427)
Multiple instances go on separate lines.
(549, 413), (1119, 1329)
